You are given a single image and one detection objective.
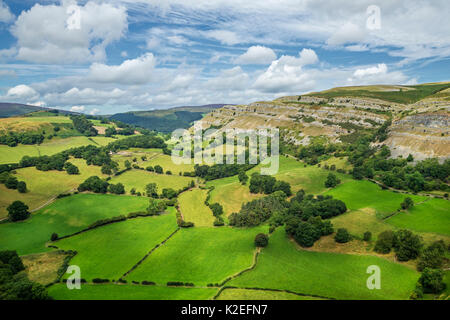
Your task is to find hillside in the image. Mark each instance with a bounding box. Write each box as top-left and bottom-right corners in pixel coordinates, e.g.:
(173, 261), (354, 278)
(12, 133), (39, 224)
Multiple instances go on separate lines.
(110, 104), (228, 133)
(0, 103), (76, 118)
(198, 82), (450, 162)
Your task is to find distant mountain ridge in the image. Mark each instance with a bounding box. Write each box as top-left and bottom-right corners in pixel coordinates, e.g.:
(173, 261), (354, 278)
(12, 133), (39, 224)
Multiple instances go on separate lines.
(0, 103), (77, 118)
(109, 104), (230, 132)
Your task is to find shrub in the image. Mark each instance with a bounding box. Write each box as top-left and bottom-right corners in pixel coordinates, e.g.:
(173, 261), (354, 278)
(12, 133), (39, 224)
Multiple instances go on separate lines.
(7, 201), (30, 222)
(50, 233), (58, 241)
(254, 233), (269, 247)
(394, 229), (423, 261)
(363, 231), (372, 242)
(92, 278), (110, 283)
(400, 197), (414, 210)
(334, 228), (350, 243)
(141, 281), (156, 285)
(17, 181), (27, 193)
(324, 173), (340, 188)
(374, 230), (396, 254)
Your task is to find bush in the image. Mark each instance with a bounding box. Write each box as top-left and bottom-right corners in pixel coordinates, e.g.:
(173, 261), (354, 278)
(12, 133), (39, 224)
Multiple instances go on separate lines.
(17, 181), (27, 193)
(417, 240), (446, 271)
(7, 201), (30, 222)
(92, 278), (110, 283)
(374, 230), (396, 254)
(393, 229), (423, 261)
(254, 233), (269, 247)
(141, 281), (155, 285)
(418, 268), (446, 294)
(334, 228), (350, 243)
(400, 197), (414, 210)
(324, 173), (340, 188)
(363, 231), (372, 241)
(50, 233), (58, 241)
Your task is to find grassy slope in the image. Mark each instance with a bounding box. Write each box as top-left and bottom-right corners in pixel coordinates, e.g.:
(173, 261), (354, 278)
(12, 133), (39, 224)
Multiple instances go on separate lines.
(230, 229), (419, 300)
(126, 226), (267, 285)
(109, 169), (193, 194)
(0, 136), (117, 164)
(178, 188), (215, 227)
(217, 288), (323, 300)
(57, 210), (178, 281)
(48, 283), (217, 300)
(0, 194), (149, 255)
(325, 180), (427, 218)
(386, 198), (450, 236)
(0, 158), (108, 218)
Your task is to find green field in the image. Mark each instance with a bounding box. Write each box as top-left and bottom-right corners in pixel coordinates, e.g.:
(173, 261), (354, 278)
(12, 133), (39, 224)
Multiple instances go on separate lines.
(0, 194), (149, 255)
(229, 229), (419, 300)
(109, 169), (194, 194)
(56, 210), (178, 281)
(217, 288), (323, 300)
(48, 283), (217, 300)
(0, 136), (117, 164)
(326, 180), (427, 218)
(178, 189), (215, 226)
(126, 226), (267, 286)
(386, 198), (450, 236)
(0, 158), (108, 218)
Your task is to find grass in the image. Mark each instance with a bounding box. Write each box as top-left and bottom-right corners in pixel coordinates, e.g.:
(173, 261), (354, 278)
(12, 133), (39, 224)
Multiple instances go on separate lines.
(22, 251), (68, 285)
(126, 226), (267, 286)
(386, 198), (450, 236)
(109, 169), (194, 194)
(178, 188), (215, 226)
(0, 136), (117, 164)
(56, 210), (178, 281)
(0, 193), (150, 255)
(0, 158), (108, 218)
(229, 229), (419, 300)
(325, 180), (427, 218)
(48, 283), (217, 300)
(217, 288), (323, 300)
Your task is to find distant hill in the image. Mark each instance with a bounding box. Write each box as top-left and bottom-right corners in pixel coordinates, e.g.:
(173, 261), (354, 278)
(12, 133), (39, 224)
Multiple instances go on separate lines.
(0, 103), (76, 118)
(109, 104), (229, 132)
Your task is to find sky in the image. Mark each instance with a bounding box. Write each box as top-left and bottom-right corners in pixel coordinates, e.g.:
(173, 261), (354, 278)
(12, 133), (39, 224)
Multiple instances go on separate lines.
(0, 0), (449, 115)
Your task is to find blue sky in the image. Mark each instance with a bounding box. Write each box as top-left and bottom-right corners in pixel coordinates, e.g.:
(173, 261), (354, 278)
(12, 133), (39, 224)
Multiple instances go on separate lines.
(0, 0), (449, 115)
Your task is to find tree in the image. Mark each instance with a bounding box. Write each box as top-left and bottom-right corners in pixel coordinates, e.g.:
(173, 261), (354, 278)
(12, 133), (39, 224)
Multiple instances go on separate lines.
(145, 183), (158, 197)
(406, 154), (414, 162)
(374, 230), (396, 254)
(4, 176), (18, 189)
(363, 231), (372, 242)
(162, 188), (177, 199)
(50, 233), (58, 241)
(293, 221), (321, 247)
(400, 197), (414, 210)
(335, 228), (350, 243)
(325, 173), (340, 188)
(238, 171), (248, 185)
(394, 229), (423, 261)
(254, 233), (269, 247)
(108, 183), (125, 195)
(124, 160), (132, 170)
(210, 203), (224, 217)
(17, 181), (27, 193)
(64, 162), (79, 175)
(78, 176), (109, 193)
(418, 268), (445, 294)
(154, 165), (163, 174)
(273, 181), (292, 196)
(7, 201), (30, 222)
(0, 250), (25, 274)
(417, 240), (446, 271)
(147, 198), (167, 215)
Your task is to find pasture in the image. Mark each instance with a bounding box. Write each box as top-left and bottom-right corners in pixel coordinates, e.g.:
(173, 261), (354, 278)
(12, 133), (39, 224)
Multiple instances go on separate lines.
(0, 136), (117, 164)
(48, 284), (217, 300)
(217, 288), (322, 300)
(229, 229), (419, 300)
(325, 180), (427, 218)
(126, 226), (267, 286)
(178, 188), (215, 227)
(386, 198), (450, 236)
(0, 194), (149, 255)
(109, 169), (194, 194)
(56, 210), (178, 281)
(0, 158), (108, 218)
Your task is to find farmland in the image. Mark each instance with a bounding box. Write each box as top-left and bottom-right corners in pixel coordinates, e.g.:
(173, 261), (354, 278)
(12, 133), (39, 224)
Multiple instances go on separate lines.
(178, 188), (215, 226)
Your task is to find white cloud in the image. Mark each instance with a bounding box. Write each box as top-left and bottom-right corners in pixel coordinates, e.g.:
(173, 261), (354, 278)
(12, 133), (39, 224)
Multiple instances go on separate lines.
(0, 70), (16, 77)
(7, 84), (39, 100)
(208, 66), (250, 90)
(347, 63), (410, 85)
(253, 49), (318, 93)
(70, 105), (85, 112)
(204, 30), (241, 45)
(89, 108), (100, 115)
(327, 22), (366, 46)
(11, 1), (127, 64)
(235, 46), (276, 65)
(0, 0), (14, 23)
(88, 53), (156, 84)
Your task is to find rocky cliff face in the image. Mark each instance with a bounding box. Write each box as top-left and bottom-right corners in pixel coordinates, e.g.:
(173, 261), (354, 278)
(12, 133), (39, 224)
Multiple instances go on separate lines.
(195, 83), (450, 161)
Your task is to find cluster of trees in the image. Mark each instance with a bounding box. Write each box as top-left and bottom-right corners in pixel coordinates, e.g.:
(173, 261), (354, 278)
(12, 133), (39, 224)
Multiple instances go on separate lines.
(249, 173), (292, 196)
(70, 115), (98, 136)
(288, 190), (347, 220)
(146, 165), (164, 174)
(297, 143), (338, 165)
(64, 162), (79, 175)
(105, 126), (135, 137)
(0, 132), (45, 147)
(324, 173), (341, 188)
(194, 163), (255, 181)
(286, 215), (334, 247)
(374, 229), (423, 261)
(20, 153), (68, 172)
(0, 250), (50, 300)
(78, 176), (110, 194)
(147, 198), (168, 215)
(7, 201), (30, 222)
(229, 191), (289, 227)
(0, 172), (27, 193)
